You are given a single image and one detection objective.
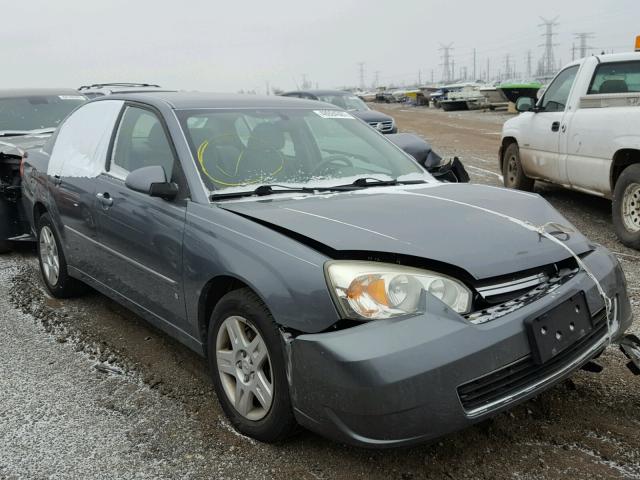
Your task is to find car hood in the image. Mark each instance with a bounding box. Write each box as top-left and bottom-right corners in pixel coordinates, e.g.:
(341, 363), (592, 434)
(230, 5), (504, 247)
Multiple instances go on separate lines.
(0, 134), (50, 157)
(219, 183), (592, 280)
(350, 110), (394, 123)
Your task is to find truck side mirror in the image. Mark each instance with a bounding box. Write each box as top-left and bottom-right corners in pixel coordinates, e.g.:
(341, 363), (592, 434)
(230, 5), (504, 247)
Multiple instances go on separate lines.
(515, 97), (535, 112)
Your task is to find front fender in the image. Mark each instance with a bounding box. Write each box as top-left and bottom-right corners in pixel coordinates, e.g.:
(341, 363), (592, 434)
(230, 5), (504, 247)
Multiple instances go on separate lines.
(183, 202), (340, 338)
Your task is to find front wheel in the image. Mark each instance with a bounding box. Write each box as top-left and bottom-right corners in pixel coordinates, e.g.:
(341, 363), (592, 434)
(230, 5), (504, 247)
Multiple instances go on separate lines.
(502, 142), (534, 191)
(208, 288), (297, 442)
(613, 164), (640, 249)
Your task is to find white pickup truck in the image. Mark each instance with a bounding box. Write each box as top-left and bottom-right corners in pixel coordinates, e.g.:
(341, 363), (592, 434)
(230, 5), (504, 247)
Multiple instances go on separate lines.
(500, 51), (640, 249)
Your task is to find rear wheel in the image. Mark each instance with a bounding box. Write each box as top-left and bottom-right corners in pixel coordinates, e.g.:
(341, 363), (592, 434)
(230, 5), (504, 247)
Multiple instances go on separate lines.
(613, 164), (640, 249)
(502, 142), (534, 191)
(208, 288), (297, 442)
(37, 213), (86, 297)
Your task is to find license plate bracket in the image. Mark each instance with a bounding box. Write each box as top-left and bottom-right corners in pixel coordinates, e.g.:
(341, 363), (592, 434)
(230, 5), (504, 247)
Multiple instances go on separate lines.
(525, 292), (593, 364)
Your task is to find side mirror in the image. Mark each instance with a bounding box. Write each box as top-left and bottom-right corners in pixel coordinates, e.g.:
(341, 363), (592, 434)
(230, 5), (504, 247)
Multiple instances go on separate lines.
(515, 97), (535, 112)
(125, 165), (178, 200)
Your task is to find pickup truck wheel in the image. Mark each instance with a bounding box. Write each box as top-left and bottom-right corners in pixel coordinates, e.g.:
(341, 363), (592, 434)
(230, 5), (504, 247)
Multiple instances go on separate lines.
(502, 143), (534, 191)
(613, 164), (640, 249)
(207, 288), (297, 443)
(37, 213), (86, 298)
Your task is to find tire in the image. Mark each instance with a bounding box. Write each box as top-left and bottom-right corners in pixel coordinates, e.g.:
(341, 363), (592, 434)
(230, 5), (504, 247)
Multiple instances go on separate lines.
(207, 288), (297, 443)
(37, 213), (86, 298)
(502, 142), (535, 191)
(612, 164), (640, 249)
(0, 240), (11, 254)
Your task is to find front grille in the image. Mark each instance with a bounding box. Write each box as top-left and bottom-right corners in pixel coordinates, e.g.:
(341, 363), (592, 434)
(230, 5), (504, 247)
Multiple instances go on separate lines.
(367, 120), (393, 132)
(457, 308), (608, 414)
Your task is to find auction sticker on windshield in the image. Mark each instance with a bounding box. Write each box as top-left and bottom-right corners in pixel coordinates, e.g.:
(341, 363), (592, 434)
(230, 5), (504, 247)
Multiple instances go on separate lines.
(313, 110), (355, 119)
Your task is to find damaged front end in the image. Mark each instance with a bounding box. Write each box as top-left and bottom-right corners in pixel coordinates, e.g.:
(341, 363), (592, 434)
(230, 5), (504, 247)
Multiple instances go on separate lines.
(0, 141), (33, 249)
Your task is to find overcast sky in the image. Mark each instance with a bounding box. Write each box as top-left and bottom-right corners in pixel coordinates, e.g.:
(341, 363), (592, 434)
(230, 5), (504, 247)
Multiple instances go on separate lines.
(2, 0), (639, 93)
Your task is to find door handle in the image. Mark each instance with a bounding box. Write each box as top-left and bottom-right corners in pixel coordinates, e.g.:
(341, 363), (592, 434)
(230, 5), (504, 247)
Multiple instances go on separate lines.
(96, 192), (113, 208)
(551, 121), (560, 132)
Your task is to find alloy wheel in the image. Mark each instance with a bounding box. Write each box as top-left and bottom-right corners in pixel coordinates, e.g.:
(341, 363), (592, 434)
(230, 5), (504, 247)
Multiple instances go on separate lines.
(216, 315), (273, 421)
(39, 225), (60, 286)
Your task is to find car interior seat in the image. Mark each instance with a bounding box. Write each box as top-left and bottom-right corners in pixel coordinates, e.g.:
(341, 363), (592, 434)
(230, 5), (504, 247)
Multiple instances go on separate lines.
(598, 79), (629, 94)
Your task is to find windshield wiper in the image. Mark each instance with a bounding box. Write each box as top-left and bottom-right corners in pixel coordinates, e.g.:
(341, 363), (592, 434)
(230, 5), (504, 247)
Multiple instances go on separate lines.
(337, 177), (428, 188)
(210, 183), (360, 201)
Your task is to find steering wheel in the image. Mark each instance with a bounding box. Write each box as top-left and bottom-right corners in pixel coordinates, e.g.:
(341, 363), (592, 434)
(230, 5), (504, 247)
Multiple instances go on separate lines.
(311, 155), (355, 176)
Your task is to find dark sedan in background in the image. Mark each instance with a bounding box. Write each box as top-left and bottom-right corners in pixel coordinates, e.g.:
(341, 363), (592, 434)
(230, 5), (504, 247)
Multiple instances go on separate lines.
(0, 89), (86, 252)
(19, 92), (634, 447)
(281, 89), (398, 133)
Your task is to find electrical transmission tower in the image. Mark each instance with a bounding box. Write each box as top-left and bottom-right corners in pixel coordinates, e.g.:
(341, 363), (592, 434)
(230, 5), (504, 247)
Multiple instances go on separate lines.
(357, 62), (365, 90)
(439, 43), (454, 83)
(539, 16), (559, 77)
(574, 32), (595, 59)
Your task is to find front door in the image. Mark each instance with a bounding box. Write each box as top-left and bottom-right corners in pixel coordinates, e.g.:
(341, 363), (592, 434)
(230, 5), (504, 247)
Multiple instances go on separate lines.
(519, 65), (579, 185)
(93, 104), (188, 330)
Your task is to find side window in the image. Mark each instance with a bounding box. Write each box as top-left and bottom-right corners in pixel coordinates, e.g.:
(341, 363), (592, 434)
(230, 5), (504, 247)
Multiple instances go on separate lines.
(588, 61), (640, 94)
(541, 66), (579, 112)
(109, 106), (175, 180)
(48, 100), (125, 178)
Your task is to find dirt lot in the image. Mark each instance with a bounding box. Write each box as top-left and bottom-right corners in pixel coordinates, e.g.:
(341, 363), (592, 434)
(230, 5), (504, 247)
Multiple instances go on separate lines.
(2, 105), (640, 479)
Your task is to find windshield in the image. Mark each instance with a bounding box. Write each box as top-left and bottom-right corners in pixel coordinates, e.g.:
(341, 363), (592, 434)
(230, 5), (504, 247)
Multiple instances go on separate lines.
(316, 95), (369, 111)
(0, 94), (86, 132)
(177, 108), (429, 194)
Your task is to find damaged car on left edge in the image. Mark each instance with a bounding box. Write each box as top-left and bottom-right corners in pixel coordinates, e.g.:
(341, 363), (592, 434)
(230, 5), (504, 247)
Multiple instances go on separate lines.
(0, 89), (86, 252)
(20, 92), (639, 447)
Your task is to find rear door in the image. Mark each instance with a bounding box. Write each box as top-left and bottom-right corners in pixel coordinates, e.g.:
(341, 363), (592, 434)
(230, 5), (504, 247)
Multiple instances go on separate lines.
(519, 66), (579, 185)
(46, 100), (124, 277)
(93, 104), (189, 329)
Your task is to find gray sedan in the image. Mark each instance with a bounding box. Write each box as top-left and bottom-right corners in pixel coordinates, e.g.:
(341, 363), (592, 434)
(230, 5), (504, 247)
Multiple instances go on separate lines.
(21, 92), (634, 447)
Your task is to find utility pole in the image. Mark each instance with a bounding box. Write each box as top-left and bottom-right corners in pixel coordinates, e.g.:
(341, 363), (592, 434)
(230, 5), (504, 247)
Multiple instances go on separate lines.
(357, 62), (365, 90)
(473, 48), (477, 81)
(418, 69), (422, 86)
(451, 59), (455, 81)
(539, 16), (559, 77)
(486, 58), (490, 82)
(574, 32), (595, 59)
(431, 69), (434, 84)
(504, 54), (511, 81)
(374, 70), (380, 88)
(526, 50), (532, 79)
(439, 43), (454, 83)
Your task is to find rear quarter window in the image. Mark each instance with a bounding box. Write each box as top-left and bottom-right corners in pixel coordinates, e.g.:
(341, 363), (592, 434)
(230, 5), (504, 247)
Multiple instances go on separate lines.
(588, 61), (640, 94)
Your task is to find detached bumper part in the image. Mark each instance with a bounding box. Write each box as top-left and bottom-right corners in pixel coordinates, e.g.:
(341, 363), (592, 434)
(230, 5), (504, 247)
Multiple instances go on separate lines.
(619, 334), (640, 375)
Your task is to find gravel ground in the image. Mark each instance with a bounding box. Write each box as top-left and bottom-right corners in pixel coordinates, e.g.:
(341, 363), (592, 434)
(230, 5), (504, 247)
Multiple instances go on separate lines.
(1, 106), (640, 479)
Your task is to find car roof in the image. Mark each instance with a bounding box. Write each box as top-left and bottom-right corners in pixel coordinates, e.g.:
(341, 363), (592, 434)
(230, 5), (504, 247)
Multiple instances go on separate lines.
(100, 91), (332, 110)
(0, 88), (85, 99)
(284, 89), (354, 97)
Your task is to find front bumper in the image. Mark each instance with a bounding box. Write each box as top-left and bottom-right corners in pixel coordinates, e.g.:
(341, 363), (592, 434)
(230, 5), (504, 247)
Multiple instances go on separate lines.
(288, 246), (632, 447)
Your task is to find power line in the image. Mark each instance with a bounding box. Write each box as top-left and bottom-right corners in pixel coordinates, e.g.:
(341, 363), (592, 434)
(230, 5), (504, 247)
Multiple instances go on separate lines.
(539, 16), (559, 77)
(574, 32), (595, 59)
(439, 43), (454, 83)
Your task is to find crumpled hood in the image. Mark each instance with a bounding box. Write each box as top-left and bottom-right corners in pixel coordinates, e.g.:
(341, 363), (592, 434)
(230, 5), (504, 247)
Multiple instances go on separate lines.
(350, 109), (394, 123)
(219, 183), (592, 280)
(0, 134), (50, 158)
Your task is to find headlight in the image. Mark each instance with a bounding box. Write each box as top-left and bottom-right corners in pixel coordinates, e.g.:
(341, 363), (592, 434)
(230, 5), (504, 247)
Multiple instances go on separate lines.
(325, 261), (472, 320)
